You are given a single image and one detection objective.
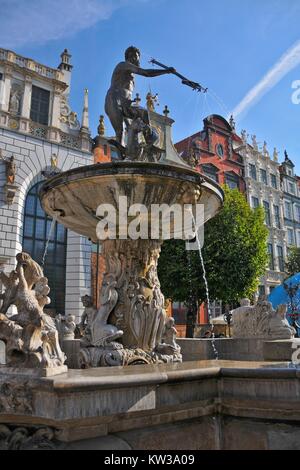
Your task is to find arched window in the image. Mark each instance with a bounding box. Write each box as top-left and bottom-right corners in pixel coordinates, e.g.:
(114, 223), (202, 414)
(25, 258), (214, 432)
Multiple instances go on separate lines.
(22, 182), (67, 314)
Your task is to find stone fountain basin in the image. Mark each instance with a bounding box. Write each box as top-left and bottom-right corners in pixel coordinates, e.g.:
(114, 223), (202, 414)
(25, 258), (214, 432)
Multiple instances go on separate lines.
(39, 161), (224, 242)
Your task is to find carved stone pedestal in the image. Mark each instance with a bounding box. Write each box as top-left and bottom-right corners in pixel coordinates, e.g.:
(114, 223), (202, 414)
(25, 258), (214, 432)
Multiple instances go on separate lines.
(79, 239), (182, 367)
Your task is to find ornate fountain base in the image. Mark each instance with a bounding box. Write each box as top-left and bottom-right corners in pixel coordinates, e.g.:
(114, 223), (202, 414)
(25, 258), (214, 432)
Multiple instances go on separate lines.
(79, 239), (182, 367)
(40, 161), (224, 368)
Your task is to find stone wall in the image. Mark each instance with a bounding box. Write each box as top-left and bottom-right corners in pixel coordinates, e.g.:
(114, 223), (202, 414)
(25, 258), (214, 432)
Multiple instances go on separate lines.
(1, 361), (300, 449)
(177, 337), (300, 362)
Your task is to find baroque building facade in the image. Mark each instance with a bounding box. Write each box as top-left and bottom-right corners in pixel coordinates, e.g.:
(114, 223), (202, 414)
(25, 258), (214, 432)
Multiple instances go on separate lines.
(280, 151), (300, 253)
(233, 134), (286, 296)
(0, 47), (93, 321)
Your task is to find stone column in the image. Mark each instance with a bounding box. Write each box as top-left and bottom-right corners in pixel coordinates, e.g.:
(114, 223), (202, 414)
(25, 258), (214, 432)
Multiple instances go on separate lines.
(100, 239), (166, 351)
(51, 86), (61, 129)
(279, 200), (285, 229)
(0, 74), (6, 111)
(0, 66), (12, 112)
(269, 193), (274, 227)
(272, 236), (279, 271)
(65, 231), (91, 323)
(21, 75), (32, 119)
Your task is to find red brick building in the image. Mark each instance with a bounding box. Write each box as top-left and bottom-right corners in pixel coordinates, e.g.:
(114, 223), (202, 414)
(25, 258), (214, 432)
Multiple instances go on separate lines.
(175, 114), (245, 192)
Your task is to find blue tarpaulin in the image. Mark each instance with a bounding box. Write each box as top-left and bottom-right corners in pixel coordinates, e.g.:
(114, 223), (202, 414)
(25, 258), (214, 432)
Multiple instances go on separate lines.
(268, 273), (300, 335)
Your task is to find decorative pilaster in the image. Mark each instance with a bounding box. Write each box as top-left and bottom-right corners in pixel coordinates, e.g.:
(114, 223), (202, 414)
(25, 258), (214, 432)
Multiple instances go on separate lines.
(20, 75), (32, 120)
(51, 85), (62, 129)
(1, 66), (12, 112)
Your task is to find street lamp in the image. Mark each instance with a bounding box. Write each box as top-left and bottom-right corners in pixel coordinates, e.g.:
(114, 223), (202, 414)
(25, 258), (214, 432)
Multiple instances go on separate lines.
(283, 281), (300, 337)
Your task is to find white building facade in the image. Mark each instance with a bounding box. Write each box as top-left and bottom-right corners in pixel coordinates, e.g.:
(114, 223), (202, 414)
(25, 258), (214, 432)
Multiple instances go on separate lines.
(235, 135), (286, 296)
(0, 47), (93, 322)
(280, 152), (300, 253)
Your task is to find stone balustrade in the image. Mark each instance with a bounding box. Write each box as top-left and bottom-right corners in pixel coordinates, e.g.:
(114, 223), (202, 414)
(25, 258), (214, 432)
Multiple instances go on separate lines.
(0, 48), (63, 81)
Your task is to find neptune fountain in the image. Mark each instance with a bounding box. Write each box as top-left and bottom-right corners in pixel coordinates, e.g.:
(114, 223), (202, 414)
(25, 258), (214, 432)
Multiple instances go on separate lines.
(39, 46), (223, 368)
(1, 47), (298, 450)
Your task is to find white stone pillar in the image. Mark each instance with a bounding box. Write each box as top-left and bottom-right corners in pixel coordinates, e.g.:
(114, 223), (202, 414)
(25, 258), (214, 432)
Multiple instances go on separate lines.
(21, 75), (32, 119)
(1, 67), (12, 112)
(51, 86), (61, 128)
(0, 75), (6, 111)
(269, 194), (274, 227)
(279, 200), (285, 228)
(65, 231), (91, 323)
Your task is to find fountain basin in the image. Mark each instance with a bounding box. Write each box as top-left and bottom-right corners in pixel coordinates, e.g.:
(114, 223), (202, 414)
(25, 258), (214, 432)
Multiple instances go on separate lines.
(39, 161), (224, 364)
(40, 161), (224, 243)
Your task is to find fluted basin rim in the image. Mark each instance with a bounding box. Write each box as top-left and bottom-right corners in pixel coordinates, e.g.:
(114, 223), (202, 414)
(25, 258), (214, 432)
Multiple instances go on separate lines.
(39, 160), (224, 200)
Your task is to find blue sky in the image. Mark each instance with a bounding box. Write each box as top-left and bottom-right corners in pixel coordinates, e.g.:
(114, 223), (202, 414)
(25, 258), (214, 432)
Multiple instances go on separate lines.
(1, 0), (300, 171)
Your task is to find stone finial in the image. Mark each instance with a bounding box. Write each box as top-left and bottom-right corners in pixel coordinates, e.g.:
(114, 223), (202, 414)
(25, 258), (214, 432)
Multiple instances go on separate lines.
(251, 135), (258, 150)
(163, 105), (170, 117)
(229, 114), (235, 130)
(58, 48), (72, 71)
(273, 147), (279, 162)
(262, 141), (269, 158)
(98, 115), (105, 136)
(241, 129), (248, 145)
(146, 92), (159, 112)
(81, 88), (89, 131)
(284, 149), (289, 161)
(132, 93), (141, 107)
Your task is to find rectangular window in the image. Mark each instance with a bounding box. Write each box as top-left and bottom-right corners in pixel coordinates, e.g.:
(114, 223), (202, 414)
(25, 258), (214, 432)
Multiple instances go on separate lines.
(295, 205), (300, 223)
(260, 169), (268, 185)
(270, 174), (277, 189)
(225, 174), (239, 190)
(263, 201), (271, 225)
(251, 197), (259, 209)
(277, 246), (285, 272)
(285, 201), (292, 220)
(287, 228), (295, 246)
(249, 164), (257, 180)
(202, 165), (218, 182)
(288, 182), (296, 194)
(0, 73), (3, 81)
(273, 205), (280, 228)
(30, 85), (50, 126)
(268, 243), (274, 270)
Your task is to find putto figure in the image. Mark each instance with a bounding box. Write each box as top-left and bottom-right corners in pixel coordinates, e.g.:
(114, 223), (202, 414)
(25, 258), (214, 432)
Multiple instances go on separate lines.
(105, 46), (174, 147)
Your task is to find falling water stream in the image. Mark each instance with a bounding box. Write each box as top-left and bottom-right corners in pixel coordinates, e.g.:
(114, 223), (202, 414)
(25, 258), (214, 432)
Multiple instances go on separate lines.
(41, 217), (56, 268)
(191, 214), (219, 360)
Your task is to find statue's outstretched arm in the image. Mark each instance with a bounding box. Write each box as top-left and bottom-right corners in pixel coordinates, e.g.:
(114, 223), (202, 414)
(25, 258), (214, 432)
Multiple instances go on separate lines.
(127, 63), (173, 78)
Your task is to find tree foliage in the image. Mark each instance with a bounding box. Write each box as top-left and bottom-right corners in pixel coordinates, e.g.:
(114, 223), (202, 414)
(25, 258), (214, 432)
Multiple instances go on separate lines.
(158, 187), (269, 308)
(286, 246), (300, 277)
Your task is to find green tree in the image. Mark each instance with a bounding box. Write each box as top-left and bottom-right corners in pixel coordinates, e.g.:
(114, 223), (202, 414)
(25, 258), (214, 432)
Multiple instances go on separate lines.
(286, 246), (300, 276)
(158, 187), (269, 337)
